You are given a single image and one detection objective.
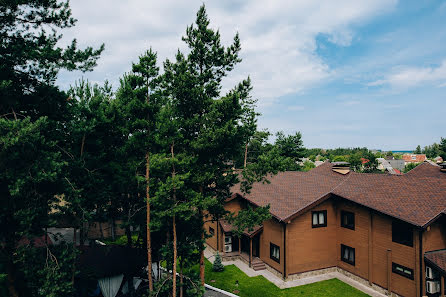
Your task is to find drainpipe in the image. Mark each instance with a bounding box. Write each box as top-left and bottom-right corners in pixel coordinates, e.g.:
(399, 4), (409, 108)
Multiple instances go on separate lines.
(441, 275), (445, 297)
(387, 249), (392, 295)
(216, 219), (219, 252)
(419, 230), (423, 297)
(283, 222), (287, 280)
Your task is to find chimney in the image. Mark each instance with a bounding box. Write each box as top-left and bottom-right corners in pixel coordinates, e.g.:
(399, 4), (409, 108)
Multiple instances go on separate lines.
(440, 162), (446, 173)
(332, 162), (350, 175)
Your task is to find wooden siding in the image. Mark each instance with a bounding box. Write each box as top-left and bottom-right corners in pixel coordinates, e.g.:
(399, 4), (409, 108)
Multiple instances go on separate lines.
(286, 200), (337, 275)
(259, 218), (284, 274)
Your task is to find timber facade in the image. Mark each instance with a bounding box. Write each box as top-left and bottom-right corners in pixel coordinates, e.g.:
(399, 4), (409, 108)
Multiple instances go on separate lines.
(205, 162), (446, 297)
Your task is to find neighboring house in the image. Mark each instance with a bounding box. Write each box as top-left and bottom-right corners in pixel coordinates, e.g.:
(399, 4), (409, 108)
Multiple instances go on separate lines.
(377, 158), (401, 175)
(403, 154), (427, 165)
(436, 157), (444, 164)
(389, 159), (405, 171)
(205, 162), (446, 297)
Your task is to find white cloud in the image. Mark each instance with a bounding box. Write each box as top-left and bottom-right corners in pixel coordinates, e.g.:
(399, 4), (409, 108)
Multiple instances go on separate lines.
(57, 0), (397, 106)
(368, 60), (446, 89)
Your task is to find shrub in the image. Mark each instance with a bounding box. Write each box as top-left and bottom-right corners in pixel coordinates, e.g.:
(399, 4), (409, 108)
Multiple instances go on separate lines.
(212, 253), (224, 272)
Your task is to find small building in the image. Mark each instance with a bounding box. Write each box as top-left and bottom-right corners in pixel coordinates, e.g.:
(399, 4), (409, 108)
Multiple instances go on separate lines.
(402, 154), (427, 165)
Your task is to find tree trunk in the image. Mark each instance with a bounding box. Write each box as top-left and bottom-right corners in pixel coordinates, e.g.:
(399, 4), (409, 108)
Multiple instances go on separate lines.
(244, 141), (248, 168)
(146, 152), (153, 291)
(80, 133), (86, 157)
(125, 224), (132, 248)
(72, 227), (77, 284)
(7, 259), (19, 297)
(172, 215), (177, 297)
(111, 218), (116, 241)
(171, 143), (177, 297)
(179, 258), (184, 297)
(199, 209), (205, 286)
(79, 223), (84, 246)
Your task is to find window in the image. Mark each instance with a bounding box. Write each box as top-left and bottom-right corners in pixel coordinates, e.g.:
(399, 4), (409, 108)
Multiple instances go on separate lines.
(341, 244), (355, 266)
(270, 243), (280, 263)
(392, 220), (413, 247)
(341, 211), (355, 230)
(392, 263), (414, 280)
(209, 226), (215, 236)
(312, 210), (327, 228)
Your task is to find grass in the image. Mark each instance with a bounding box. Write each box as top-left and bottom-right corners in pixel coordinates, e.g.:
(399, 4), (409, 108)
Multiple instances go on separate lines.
(101, 234), (140, 246)
(205, 260), (370, 297)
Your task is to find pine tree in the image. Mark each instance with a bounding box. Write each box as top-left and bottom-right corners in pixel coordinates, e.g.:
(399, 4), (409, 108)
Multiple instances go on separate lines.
(0, 1), (103, 296)
(439, 138), (446, 161)
(212, 253), (224, 272)
(415, 145), (422, 154)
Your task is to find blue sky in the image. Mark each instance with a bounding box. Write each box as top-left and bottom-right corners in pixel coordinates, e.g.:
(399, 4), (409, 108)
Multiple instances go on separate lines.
(57, 0), (446, 150)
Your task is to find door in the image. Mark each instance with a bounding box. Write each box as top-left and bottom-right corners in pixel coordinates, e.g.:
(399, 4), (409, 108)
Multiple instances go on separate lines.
(253, 235), (260, 257)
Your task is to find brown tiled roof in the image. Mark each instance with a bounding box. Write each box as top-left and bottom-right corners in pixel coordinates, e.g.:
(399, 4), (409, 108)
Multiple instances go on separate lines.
(402, 154), (427, 163)
(404, 162), (442, 178)
(425, 250), (446, 275)
(332, 171), (446, 226)
(219, 220), (263, 237)
(232, 162), (349, 221)
(233, 162), (446, 227)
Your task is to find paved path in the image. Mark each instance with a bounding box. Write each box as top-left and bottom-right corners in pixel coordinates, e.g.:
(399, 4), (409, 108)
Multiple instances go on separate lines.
(204, 288), (231, 297)
(205, 247), (386, 297)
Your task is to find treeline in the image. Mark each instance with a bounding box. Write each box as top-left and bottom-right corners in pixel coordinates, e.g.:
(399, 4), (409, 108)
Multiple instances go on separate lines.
(414, 139), (446, 159)
(1, 2), (281, 297)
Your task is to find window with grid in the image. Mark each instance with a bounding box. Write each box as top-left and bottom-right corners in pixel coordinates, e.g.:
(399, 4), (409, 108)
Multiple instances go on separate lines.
(392, 263), (413, 280)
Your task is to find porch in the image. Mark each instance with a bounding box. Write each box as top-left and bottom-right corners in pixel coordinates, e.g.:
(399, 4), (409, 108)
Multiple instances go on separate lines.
(219, 220), (265, 271)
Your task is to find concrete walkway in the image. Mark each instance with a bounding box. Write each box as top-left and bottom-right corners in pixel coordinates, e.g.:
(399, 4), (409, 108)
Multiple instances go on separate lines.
(205, 247), (387, 297)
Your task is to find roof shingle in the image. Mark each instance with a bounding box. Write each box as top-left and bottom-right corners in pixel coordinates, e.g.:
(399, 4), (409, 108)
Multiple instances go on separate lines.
(234, 162), (446, 227)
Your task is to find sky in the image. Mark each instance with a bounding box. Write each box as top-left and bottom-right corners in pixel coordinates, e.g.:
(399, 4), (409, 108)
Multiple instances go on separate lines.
(57, 0), (446, 151)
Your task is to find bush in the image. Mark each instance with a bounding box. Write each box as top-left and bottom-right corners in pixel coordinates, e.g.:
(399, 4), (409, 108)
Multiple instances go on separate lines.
(212, 253), (224, 272)
(0, 274), (7, 297)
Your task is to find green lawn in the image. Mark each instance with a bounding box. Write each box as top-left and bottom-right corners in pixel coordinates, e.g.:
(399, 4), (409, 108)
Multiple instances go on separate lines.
(205, 260), (370, 297)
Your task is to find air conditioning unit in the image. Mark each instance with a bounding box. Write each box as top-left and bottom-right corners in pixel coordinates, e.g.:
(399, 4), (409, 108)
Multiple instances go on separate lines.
(426, 280), (440, 294)
(426, 266), (439, 279)
(224, 235), (232, 244)
(224, 244), (232, 253)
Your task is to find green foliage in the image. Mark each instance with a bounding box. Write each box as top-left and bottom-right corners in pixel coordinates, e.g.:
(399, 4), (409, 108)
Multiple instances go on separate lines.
(332, 155), (348, 162)
(275, 131), (305, 160)
(302, 161), (316, 172)
(0, 274), (7, 297)
(212, 253), (224, 272)
(227, 205), (271, 238)
(1, 1), (103, 295)
(0, 117), (64, 243)
(14, 243), (78, 297)
(404, 162), (420, 173)
(414, 145), (422, 154)
(241, 146), (296, 193)
(1, 0), (104, 114)
(101, 234), (140, 246)
(440, 138), (446, 161)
